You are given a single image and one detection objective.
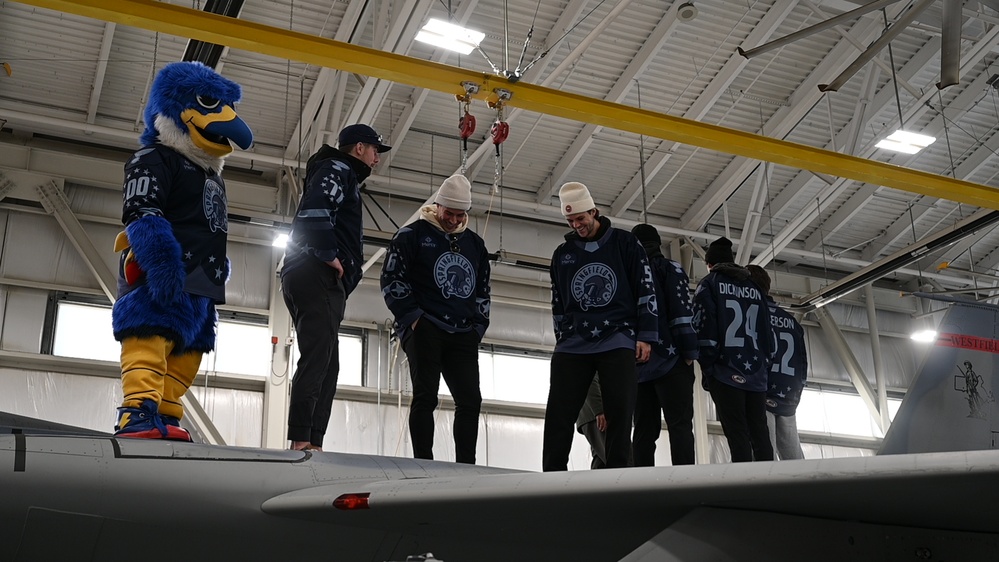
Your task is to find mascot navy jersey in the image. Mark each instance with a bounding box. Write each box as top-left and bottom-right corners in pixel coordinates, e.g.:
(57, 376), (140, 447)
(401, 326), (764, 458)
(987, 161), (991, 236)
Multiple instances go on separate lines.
(119, 145), (229, 303)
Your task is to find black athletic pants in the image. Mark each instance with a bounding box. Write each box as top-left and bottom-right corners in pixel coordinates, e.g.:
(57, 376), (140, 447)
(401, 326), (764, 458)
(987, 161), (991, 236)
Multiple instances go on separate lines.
(633, 360), (696, 466)
(403, 321), (482, 464)
(282, 257), (346, 447)
(543, 348), (636, 471)
(707, 377), (773, 462)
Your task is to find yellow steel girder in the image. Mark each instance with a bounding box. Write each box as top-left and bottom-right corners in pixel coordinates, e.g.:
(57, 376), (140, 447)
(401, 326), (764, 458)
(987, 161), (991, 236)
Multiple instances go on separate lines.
(17, 0), (999, 210)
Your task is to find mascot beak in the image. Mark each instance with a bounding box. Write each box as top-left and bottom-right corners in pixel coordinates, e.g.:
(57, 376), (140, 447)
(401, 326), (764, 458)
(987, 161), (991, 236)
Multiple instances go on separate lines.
(181, 106), (254, 158)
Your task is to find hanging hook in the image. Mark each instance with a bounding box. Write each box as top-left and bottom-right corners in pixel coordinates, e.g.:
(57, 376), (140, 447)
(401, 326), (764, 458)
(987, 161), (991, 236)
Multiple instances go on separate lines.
(488, 89), (513, 193)
(456, 82), (480, 175)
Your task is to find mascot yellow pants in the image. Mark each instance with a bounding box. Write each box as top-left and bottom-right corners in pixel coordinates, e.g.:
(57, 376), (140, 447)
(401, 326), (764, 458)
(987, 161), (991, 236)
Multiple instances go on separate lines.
(120, 335), (202, 420)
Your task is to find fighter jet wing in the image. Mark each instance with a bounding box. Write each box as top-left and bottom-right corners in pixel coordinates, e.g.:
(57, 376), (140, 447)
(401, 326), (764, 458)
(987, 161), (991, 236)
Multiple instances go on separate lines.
(261, 449), (999, 561)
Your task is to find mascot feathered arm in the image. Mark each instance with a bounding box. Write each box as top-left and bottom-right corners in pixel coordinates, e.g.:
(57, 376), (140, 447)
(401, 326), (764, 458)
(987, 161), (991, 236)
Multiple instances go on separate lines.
(116, 213), (185, 306)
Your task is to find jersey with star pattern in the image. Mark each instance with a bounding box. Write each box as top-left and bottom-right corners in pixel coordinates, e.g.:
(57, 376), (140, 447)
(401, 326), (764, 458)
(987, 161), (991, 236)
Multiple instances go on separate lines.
(281, 145), (368, 295)
(692, 262), (775, 392)
(380, 218), (491, 341)
(637, 255), (699, 383)
(549, 216), (658, 355)
(119, 145), (229, 302)
(766, 298), (808, 415)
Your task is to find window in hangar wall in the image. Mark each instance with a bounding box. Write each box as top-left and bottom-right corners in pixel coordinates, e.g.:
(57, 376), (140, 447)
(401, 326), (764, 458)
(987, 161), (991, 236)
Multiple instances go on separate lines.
(50, 300), (901, 439)
(51, 300), (363, 384)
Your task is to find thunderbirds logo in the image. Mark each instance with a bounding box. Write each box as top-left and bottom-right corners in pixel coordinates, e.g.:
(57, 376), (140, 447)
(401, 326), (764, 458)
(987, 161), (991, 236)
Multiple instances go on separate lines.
(203, 178), (228, 233)
(435, 253), (474, 299)
(571, 263), (616, 311)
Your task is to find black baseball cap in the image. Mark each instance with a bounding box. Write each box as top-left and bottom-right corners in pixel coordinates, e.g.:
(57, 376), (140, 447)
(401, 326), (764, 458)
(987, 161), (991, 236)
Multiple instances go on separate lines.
(338, 124), (392, 152)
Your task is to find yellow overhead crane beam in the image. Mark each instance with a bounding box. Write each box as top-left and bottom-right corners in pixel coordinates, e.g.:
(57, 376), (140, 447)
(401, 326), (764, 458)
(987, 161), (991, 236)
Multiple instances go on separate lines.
(18, 0), (999, 210)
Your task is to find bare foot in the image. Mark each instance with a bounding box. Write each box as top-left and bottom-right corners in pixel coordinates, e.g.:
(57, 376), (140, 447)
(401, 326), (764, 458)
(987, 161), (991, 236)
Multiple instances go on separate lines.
(304, 444), (323, 452)
(290, 441), (310, 451)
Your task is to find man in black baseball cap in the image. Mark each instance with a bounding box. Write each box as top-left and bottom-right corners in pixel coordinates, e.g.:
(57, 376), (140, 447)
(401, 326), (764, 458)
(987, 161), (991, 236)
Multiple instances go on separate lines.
(338, 123), (392, 152)
(280, 122), (392, 452)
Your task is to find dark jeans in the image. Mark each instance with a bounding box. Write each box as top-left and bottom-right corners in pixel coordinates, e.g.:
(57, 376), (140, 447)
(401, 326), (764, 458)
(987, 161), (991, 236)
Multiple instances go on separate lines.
(543, 348), (636, 471)
(708, 378), (773, 462)
(403, 321), (482, 464)
(578, 420), (607, 469)
(282, 257), (346, 447)
(633, 360), (696, 466)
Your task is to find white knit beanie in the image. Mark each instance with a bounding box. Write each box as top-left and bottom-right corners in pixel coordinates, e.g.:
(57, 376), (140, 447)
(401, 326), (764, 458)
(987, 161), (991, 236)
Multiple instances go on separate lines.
(434, 174), (472, 211)
(559, 182), (595, 217)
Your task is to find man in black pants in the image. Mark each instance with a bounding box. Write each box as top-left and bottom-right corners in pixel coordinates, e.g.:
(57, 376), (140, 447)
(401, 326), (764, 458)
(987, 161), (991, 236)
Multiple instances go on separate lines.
(691, 237), (775, 462)
(542, 182), (658, 471)
(630, 224), (699, 466)
(381, 174), (491, 464)
(281, 123), (391, 452)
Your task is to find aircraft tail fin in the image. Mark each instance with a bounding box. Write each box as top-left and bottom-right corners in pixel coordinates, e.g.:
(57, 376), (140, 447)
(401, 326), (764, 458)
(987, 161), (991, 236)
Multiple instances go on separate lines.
(879, 300), (999, 455)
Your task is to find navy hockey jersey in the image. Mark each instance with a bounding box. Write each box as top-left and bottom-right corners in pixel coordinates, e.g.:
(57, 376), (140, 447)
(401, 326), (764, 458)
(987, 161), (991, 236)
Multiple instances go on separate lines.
(766, 298), (808, 416)
(381, 216), (491, 341)
(550, 216), (658, 354)
(692, 262), (775, 392)
(119, 145), (229, 303)
(282, 145), (369, 295)
(637, 252), (699, 383)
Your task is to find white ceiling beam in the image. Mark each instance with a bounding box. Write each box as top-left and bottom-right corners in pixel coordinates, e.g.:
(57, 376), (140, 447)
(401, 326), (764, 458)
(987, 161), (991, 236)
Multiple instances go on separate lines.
(798, 31), (999, 255)
(343, 0), (435, 127)
(375, 0), (480, 173)
(282, 0), (371, 161)
(610, 0), (798, 217)
(537, 1), (684, 204)
(680, 16), (885, 230)
(86, 22), (116, 125)
(455, 0), (608, 185)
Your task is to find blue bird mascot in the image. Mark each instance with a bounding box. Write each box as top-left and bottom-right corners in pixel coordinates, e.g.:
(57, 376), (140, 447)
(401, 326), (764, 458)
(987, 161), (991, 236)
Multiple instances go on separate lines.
(111, 61), (252, 440)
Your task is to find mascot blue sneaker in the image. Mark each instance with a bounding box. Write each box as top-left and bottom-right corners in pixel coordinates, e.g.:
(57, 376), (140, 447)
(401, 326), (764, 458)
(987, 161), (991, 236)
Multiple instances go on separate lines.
(115, 399), (191, 441)
(111, 61), (252, 440)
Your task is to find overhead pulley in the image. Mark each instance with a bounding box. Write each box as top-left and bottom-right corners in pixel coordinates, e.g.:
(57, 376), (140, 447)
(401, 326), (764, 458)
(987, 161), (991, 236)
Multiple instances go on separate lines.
(487, 88), (513, 192)
(456, 81), (480, 175)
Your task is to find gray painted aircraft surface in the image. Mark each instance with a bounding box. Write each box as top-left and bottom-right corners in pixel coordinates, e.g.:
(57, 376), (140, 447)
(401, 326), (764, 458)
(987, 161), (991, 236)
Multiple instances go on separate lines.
(3, 301), (999, 561)
(880, 300), (999, 455)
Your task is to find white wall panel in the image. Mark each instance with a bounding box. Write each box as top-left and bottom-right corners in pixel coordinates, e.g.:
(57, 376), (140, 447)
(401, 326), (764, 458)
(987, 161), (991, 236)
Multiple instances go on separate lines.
(0, 286), (47, 352)
(224, 241), (275, 311)
(0, 368), (117, 432)
(189, 385), (263, 448)
(0, 211), (118, 294)
(321, 397), (591, 471)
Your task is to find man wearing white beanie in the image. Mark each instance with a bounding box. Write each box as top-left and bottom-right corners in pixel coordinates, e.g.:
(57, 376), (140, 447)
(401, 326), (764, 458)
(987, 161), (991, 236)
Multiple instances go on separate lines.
(543, 181), (659, 471)
(381, 174), (491, 464)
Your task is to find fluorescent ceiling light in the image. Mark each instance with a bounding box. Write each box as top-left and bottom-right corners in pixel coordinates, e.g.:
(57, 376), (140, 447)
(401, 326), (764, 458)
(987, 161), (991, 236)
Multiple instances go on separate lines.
(272, 233), (289, 248)
(910, 329), (938, 343)
(876, 130), (936, 154)
(415, 18), (485, 55)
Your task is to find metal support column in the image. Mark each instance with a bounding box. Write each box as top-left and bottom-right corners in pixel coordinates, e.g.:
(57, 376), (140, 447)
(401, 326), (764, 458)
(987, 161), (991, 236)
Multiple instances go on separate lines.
(0, 171), (15, 201)
(263, 251), (293, 449)
(813, 306), (885, 432)
(864, 284), (890, 429)
(35, 180), (117, 303)
(180, 393), (227, 445)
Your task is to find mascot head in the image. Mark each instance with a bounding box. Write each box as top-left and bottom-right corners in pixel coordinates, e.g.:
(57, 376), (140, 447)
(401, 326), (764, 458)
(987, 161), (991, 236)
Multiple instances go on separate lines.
(140, 61), (253, 171)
